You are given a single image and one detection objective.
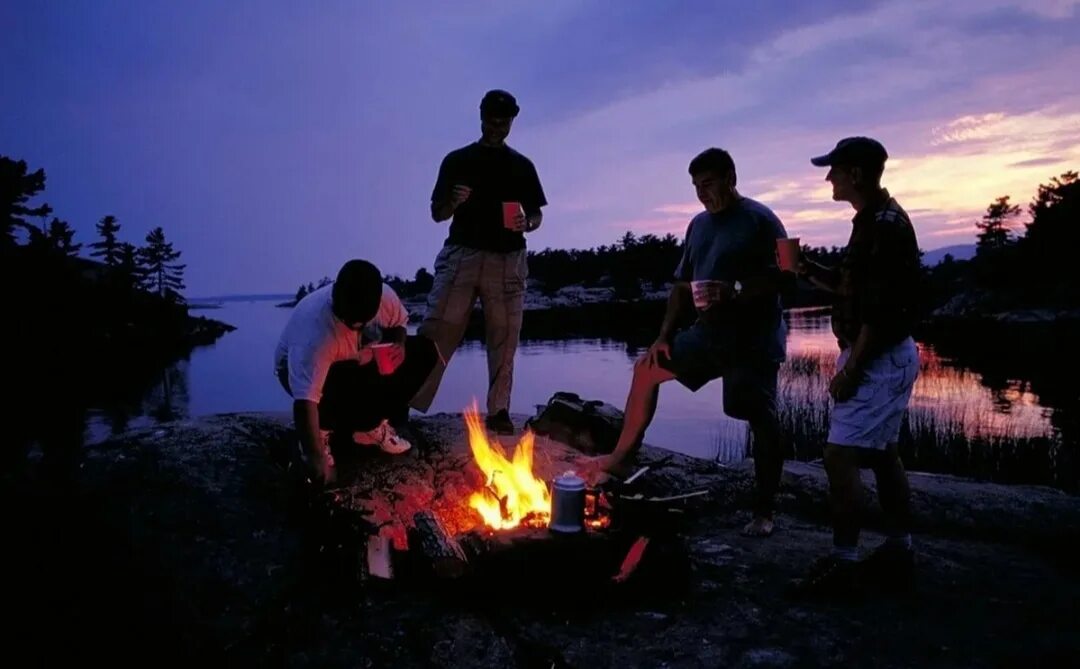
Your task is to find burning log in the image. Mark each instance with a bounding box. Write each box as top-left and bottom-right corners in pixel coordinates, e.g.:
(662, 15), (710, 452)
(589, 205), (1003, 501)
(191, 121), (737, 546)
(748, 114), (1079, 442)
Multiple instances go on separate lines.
(409, 511), (468, 579)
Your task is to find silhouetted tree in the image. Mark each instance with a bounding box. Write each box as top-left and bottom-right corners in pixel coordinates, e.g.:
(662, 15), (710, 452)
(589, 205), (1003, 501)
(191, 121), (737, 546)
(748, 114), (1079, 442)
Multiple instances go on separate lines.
(295, 284), (309, 302)
(1019, 171), (1080, 303)
(89, 215), (122, 266)
(975, 196), (1019, 255)
(36, 204), (53, 239)
(45, 218), (81, 256)
(138, 227), (186, 300)
(117, 242), (143, 289)
(413, 267), (434, 293)
(0, 156), (51, 249)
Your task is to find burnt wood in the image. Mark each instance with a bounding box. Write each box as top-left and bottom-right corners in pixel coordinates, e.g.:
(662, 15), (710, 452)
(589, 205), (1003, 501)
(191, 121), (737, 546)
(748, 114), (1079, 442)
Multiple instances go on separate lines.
(409, 511), (468, 579)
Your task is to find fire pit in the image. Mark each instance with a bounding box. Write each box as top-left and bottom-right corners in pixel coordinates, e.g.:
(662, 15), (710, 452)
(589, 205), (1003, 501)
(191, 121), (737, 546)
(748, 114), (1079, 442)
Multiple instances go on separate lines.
(317, 400), (701, 602)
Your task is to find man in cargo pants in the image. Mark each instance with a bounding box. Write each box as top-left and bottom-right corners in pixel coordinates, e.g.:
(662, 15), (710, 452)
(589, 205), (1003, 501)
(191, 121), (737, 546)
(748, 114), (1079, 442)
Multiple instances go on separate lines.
(411, 89), (548, 435)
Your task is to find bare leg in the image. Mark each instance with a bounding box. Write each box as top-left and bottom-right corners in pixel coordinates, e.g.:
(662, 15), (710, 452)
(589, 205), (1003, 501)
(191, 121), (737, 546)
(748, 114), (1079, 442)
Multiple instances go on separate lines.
(743, 414), (782, 537)
(871, 443), (911, 541)
(602, 355), (676, 475)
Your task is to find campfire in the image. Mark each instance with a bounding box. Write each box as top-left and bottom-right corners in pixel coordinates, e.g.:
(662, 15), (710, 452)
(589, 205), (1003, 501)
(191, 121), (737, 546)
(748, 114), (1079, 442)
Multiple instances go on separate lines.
(360, 403), (700, 591)
(463, 403), (550, 530)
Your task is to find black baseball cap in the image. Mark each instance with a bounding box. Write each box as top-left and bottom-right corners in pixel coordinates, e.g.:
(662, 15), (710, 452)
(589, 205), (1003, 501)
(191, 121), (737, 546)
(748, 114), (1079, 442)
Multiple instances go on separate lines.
(811, 137), (888, 168)
(480, 89), (520, 118)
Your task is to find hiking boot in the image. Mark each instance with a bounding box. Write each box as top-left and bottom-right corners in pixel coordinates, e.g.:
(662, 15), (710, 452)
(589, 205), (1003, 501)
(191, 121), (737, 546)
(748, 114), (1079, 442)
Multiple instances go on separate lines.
(787, 555), (861, 600)
(352, 420), (412, 455)
(861, 543), (915, 592)
(485, 409), (515, 435)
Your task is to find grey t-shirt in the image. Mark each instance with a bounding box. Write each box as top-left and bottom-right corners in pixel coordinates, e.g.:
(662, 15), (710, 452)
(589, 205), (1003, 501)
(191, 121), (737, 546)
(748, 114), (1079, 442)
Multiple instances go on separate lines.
(674, 196), (787, 362)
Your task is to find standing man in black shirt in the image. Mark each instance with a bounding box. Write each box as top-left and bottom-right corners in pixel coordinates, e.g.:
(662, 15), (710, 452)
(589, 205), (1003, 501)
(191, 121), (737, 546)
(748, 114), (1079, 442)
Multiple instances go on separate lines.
(411, 90), (547, 434)
(790, 137), (921, 598)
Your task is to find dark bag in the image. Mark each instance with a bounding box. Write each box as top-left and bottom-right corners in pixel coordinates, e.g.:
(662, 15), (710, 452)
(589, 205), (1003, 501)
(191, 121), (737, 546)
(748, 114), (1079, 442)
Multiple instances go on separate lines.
(525, 392), (624, 455)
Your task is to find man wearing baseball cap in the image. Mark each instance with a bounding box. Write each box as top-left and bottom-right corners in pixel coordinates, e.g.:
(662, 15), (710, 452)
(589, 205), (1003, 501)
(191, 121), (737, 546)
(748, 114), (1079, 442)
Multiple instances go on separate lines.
(412, 90), (547, 435)
(790, 137), (922, 597)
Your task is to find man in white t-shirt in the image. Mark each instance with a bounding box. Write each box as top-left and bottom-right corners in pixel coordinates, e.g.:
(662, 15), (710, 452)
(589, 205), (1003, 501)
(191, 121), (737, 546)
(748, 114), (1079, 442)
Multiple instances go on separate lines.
(274, 259), (438, 485)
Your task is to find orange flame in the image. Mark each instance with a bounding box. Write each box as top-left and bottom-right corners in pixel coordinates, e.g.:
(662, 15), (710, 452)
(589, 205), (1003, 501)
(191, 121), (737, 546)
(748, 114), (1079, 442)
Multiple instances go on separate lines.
(464, 402), (551, 530)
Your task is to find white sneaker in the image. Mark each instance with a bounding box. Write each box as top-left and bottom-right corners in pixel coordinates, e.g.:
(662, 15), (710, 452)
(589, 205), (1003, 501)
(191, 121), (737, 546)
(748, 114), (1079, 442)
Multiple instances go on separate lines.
(352, 420), (412, 455)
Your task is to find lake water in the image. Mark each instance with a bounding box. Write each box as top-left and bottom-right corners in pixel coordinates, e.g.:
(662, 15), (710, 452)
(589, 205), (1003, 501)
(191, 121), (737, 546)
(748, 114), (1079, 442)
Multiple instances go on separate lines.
(81, 298), (1075, 491)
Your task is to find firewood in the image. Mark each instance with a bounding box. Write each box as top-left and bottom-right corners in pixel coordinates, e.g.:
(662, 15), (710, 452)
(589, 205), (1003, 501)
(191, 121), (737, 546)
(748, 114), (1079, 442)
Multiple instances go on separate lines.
(454, 525), (613, 562)
(410, 511), (468, 579)
(617, 489), (709, 503)
(366, 535), (394, 580)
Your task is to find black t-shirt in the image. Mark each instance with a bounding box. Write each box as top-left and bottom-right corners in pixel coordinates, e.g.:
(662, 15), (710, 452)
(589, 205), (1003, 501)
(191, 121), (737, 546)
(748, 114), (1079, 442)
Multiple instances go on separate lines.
(431, 142), (547, 253)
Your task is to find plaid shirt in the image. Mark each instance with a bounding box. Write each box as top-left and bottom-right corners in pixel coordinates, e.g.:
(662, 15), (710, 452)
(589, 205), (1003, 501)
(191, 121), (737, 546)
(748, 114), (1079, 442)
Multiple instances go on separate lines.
(831, 191), (921, 349)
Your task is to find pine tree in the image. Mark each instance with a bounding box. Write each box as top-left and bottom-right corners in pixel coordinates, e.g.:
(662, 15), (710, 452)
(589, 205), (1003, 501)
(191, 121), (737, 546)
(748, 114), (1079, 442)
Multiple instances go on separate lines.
(45, 218), (81, 256)
(0, 156), (51, 249)
(975, 196), (1019, 255)
(117, 242), (144, 289)
(89, 215), (122, 265)
(1021, 171), (1080, 300)
(138, 227), (186, 300)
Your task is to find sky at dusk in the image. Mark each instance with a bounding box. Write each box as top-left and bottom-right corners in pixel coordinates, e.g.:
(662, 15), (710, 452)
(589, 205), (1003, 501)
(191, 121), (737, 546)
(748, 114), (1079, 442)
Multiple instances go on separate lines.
(3, 1), (1079, 296)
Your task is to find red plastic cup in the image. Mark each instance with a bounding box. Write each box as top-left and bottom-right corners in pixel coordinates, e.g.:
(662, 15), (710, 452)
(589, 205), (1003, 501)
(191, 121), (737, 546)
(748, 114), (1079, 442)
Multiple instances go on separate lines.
(776, 237), (801, 272)
(371, 343), (395, 375)
(502, 202), (524, 230)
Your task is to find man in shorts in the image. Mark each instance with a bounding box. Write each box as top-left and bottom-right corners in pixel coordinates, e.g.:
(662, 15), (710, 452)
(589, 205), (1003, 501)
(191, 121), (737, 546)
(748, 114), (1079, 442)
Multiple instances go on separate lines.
(790, 137), (921, 597)
(585, 147), (789, 537)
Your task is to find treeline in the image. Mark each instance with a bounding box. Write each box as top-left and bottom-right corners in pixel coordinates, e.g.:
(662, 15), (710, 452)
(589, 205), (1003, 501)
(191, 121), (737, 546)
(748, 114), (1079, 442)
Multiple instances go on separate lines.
(291, 268), (436, 304)
(2, 156), (187, 301)
(1, 155), (228, 371)
(290, 231), (847, 305)
(401, 232), (838, 302)
(926, 171), (1079, 314)
(291, 170), (1077, 318)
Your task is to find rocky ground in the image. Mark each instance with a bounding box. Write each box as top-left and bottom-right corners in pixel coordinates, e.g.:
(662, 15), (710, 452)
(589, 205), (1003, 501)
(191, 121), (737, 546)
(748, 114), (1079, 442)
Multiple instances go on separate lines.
(3, 412), (1078, 667)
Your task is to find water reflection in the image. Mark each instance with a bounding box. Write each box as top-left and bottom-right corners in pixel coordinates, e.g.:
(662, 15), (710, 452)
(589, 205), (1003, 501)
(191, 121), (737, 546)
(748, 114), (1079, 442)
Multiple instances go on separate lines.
(782, 308), (1056, 441)
(775, 309), (1071, 491)
(22, 300), (1074, 492)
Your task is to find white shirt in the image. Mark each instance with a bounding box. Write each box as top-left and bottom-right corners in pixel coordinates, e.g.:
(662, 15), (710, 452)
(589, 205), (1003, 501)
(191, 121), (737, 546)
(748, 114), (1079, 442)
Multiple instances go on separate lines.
(273, 283), (409, 402)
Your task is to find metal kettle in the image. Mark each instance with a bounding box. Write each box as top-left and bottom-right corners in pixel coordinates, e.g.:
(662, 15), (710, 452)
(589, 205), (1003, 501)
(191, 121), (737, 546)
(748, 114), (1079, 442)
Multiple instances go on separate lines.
(549, 471), (586, 533)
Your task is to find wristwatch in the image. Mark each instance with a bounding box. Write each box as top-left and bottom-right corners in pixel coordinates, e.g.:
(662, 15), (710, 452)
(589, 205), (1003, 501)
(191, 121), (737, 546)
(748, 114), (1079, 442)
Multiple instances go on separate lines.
(733, 281), (743, 300)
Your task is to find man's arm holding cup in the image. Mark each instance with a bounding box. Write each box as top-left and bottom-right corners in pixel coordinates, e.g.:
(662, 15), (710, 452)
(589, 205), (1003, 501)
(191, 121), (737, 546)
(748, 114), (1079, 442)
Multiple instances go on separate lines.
(524, 209), (543, 233)
(505, 206), (541, 233)
(798, 259), (841, 293)
(382, 325), (408, 371)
